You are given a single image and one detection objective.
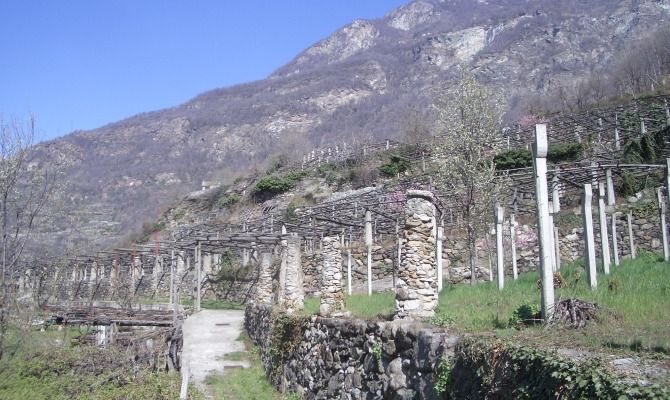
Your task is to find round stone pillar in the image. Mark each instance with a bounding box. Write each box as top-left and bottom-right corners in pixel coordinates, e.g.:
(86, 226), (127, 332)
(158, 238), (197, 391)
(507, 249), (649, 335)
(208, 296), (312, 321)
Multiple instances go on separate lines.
(255, 247), (274, 304)
(394, 190), (438, 319)
(319, 236), (344, 316)
(281, 234), (304, 313)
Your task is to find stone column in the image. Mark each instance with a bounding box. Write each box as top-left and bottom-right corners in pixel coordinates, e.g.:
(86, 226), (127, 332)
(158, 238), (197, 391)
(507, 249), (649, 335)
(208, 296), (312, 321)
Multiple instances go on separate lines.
(319, 236), (344, 316)
(280, 234), (304, 313)
(582, 184), (597, 289)
(255, 246), (274, 305)
(533, 124), (555, 319)
(394, 190), (437, 319)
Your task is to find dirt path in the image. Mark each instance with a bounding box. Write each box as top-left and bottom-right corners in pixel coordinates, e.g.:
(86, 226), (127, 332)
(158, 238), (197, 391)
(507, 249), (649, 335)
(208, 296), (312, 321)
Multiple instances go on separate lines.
(181, 309), (249, 395)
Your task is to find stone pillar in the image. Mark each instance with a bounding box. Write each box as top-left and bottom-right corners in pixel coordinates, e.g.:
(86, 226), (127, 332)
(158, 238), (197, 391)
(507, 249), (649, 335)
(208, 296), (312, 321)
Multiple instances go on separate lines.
(598, 182), (611, 275)
(533, 124), (555, 319)
(582, 184), (597, 289)
(319, 236), (344, 316)
(394, 190), (437, 319)
(280, 234), (304, 313)
(495, 205), (504, 291)
(255, 246), (273, 305)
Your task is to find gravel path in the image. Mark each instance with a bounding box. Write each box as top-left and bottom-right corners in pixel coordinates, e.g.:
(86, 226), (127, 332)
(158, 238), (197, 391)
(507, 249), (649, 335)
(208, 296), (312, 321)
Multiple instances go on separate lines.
(181, 309), (249, 394)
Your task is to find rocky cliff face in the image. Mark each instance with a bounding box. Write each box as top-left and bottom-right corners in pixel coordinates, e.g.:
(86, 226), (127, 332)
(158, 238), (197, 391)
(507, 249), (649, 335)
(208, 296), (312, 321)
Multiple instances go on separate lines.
(32, 0), (670, 254)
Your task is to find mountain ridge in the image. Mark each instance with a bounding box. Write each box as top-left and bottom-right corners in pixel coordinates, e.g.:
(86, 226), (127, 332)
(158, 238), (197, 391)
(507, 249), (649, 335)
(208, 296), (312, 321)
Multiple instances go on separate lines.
(30, 0), (670, 255)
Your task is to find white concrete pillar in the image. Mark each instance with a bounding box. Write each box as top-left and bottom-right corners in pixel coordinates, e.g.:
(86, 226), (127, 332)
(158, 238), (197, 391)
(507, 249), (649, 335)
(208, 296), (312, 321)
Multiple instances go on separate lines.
(627, 210), (636, 259)
(533, 124), (555, 319)
(365, 210), (372, 296)
(598, 182), (611, 275)
(552, 175), (561, 271)
(582, 184), (597, 289)
(510, 213), (518, 280)
(547, 202), (556, 273)
(437, 225), (444, 292)
(495, 205), (504, 291)
(611, 213), (620, 267)
(346, 240), (352, 296)
(170, 250), (175, 305)
(658, 188), (670, 261)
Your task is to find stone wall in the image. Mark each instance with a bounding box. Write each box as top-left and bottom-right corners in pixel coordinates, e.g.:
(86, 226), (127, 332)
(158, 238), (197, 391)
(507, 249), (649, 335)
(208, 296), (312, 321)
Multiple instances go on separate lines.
(245, 304), (456, 400)
(244, 305), (659, 399)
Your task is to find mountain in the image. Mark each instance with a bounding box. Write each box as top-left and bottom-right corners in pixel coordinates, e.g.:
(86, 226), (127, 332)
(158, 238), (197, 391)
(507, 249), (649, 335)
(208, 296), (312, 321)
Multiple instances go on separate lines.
(30, 0), (670, 254)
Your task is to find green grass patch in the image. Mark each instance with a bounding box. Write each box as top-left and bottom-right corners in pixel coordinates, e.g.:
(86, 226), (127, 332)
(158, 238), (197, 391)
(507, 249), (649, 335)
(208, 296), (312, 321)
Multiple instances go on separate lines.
(179, 298), (245, 310)
(304, 292), (395, 319)
(431, 252), (670, 353)
(204, 337), (296, 399)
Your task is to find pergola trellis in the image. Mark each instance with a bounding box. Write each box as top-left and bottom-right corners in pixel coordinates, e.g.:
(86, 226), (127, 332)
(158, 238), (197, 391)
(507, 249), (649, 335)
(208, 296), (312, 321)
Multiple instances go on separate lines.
(13, 94), (670, 315)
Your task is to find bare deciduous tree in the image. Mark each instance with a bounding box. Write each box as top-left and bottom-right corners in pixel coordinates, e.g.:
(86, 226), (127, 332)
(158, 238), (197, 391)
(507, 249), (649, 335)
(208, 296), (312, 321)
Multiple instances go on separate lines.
(432, 69), (507, 286)
(0, 115), (55, 359)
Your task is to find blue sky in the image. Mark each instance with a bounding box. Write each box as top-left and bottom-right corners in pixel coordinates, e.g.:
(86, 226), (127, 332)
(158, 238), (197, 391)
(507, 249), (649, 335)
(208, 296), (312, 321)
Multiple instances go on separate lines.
(0, 1), (407, 141)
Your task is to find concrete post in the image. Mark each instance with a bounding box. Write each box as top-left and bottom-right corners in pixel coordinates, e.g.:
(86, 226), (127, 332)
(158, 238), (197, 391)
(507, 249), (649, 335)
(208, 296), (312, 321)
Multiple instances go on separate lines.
(582, 184), (597, 289)
(510, 213), (518, 280)
(365, 210), (373, 296)
(280, 234), (304, 313)
(495, 205), (504, 291)
(614, 113), (621, 151)
(394, 190), (437, 319)
(320, 236), (344, 316)
(598, 182), (611, 275)
(152, 256), (161, 292)
(657, 188), (669, 261)
(607, 169), (619, 267)
(548, 201), (556, 272)
(437, 225), (444, 292)
(533, 124), (555, 319)
(627, 210), (636, 259)
(196, 243), (201, 312)
(255, 246), (273, 304)
(170, 249), (175, 305)
(347, 239), (352, 296)
(611, 213), (620, 267)
(552, 175), (561, 271)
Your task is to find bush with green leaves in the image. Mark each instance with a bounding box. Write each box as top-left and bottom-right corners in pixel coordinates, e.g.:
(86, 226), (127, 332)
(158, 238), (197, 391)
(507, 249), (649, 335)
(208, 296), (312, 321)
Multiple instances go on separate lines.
(546, 142), (583, 163)
(379, 154), (411, 177)
(494, 149), (533, 170)
(252, 171), (306, 198)
(217, 192), (241, 208)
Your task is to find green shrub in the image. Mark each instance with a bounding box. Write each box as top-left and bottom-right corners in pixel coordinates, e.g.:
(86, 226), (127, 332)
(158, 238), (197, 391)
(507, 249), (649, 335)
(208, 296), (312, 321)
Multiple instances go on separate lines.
(379, 154), (411, 177)
(217, 193), (241, 208)
(252, 171), (306, 198)
(509, 303), (541, 327)
(494, 149), (533, 170)
(547, 143), (583, 163)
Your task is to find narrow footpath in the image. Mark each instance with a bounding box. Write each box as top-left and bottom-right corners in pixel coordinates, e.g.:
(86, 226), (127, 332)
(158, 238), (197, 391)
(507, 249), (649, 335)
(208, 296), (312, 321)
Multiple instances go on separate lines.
(181, 309), (249, 395)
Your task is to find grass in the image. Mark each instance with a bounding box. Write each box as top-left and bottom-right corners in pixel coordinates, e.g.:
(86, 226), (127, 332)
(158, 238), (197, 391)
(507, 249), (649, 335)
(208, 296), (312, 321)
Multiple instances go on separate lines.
(204, 334), (297, 400)
(438, 251), (670, 353)
(303, 292), (395, 319)
(303, 252), (670, 355)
